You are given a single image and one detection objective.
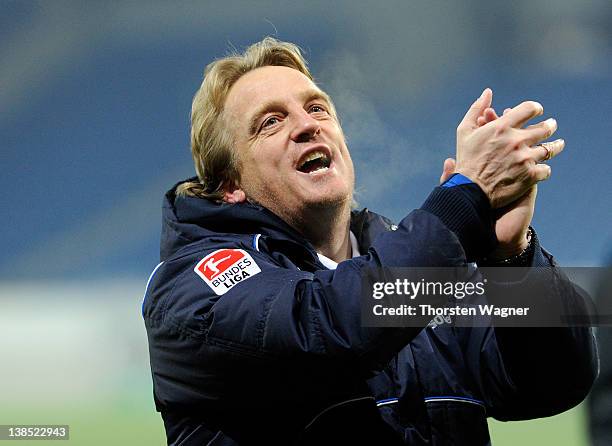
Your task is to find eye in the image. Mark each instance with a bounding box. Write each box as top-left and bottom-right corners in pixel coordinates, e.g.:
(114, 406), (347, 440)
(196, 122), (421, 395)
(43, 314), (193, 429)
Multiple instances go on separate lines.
(309, 104), (327, 114)
(261, 115), (280, 130)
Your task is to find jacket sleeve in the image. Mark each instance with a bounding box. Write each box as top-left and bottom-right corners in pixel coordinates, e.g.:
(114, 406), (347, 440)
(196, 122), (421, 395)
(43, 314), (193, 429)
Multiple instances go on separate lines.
(465, 231), (598, 420)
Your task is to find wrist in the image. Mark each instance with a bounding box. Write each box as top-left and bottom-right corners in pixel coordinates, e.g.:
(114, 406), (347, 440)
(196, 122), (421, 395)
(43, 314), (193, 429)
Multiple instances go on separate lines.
(486, 228), (533, 264)
(454, 168), (492, 203)
(420, 182), (497, 262)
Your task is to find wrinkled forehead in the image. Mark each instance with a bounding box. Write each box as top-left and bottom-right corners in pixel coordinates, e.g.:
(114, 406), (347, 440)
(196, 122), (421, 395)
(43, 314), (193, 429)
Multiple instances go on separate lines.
(223, 66), (331, 132)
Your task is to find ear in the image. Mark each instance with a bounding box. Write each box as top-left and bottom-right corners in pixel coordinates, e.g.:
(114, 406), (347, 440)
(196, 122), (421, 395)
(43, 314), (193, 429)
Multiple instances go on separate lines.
(222, 181), (246, 204)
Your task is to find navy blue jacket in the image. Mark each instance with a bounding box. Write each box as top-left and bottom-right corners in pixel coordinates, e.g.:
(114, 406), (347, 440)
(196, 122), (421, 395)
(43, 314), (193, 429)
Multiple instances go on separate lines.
(143, 180), (597, 445)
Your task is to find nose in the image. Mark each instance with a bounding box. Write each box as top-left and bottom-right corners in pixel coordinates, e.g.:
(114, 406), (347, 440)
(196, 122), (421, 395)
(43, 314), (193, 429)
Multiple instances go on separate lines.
(290, 110), (321, 143)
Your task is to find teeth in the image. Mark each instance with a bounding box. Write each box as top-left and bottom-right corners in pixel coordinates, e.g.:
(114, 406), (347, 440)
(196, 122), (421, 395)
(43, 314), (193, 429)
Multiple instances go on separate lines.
(310, 166), (328, 174)
(299, 150), (329, 169)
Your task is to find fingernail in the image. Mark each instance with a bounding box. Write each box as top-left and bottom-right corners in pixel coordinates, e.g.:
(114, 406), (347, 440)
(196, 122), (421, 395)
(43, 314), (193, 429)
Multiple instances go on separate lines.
(534, 102), (544, 115)
(546, 118), (557, 128)
(480, 88), (488, 99)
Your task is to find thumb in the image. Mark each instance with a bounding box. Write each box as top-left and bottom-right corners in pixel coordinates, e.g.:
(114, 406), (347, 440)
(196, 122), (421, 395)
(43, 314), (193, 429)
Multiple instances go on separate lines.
(460, 88), (492, 129)
(439, 158), (456, 184)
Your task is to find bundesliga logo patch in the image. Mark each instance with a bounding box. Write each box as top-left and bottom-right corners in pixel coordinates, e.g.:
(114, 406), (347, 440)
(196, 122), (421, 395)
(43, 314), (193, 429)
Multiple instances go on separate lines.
(194, 249), (261, 295)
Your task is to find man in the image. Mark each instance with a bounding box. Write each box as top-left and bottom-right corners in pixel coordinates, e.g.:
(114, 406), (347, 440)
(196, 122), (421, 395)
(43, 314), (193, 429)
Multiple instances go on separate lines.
(143, 38), (597, 445)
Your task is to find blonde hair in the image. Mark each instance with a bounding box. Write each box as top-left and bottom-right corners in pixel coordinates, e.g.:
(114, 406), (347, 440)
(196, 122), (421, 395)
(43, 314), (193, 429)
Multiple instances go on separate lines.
(178, 37), (315, 200)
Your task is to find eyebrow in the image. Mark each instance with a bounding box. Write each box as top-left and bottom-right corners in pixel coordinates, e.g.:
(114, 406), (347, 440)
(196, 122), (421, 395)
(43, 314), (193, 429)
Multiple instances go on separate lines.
(247, 88), (332, 136)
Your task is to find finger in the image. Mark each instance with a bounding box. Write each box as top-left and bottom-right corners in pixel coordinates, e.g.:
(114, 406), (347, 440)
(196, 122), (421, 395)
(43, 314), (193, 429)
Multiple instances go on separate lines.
(532, 163), (552, 182)
(444, 158), (456, 174)
(477, 107), (500, 127)
(460, 88), (492, 129)
(503, 108), (511, 116)
(501, 101), (543, 128)
(533, 139), (565, 162)
(521, 118), (558, 145)
(439, 157), (456, 184)
(484, 108), (499, 123)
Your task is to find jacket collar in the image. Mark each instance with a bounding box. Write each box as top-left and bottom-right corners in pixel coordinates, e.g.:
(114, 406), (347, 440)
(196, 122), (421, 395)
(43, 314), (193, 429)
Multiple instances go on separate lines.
(161, 179), (394, 268)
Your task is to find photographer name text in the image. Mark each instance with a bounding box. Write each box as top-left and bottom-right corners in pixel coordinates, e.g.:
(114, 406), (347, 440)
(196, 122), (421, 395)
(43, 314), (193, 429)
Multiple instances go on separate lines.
(372, 303), (530, 318)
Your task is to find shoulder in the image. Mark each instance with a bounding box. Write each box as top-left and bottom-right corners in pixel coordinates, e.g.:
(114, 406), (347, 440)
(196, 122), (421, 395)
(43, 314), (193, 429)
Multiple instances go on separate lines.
(143, 234), (309, 331)
(144, 236), (268, 319)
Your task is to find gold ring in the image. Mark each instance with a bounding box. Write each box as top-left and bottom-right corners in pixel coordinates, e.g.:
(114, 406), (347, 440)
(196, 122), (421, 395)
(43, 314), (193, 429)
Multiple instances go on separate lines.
(540, 143), (553, 161)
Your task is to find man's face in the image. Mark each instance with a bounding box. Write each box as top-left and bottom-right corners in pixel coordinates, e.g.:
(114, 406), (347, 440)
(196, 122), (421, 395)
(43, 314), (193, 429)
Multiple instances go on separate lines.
(223, 66), (355, 223)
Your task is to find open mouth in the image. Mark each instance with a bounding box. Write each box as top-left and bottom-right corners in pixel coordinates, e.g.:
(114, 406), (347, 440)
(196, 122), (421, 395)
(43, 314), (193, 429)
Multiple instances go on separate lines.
(297, 150), (331, 174)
